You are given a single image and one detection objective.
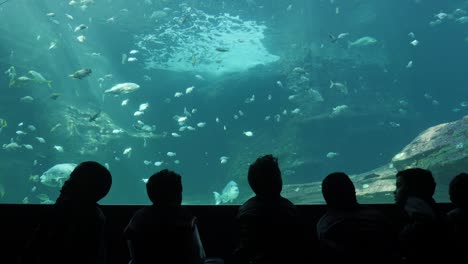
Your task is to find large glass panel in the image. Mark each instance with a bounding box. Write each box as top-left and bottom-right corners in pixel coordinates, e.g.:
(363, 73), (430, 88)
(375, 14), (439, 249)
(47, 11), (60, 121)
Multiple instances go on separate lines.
(0, 0), (466, 205)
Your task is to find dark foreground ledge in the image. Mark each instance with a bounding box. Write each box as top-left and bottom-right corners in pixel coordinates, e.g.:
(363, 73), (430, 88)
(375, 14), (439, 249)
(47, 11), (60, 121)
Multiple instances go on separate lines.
(0, 203), (454, 264)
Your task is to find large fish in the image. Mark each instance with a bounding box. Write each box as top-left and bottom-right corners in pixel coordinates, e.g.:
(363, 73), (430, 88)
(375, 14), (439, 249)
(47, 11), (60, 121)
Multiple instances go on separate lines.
(104, 82), (140, 95)
(28, 70), (52, 88)
(348, 36), (377, 47)
(213, 180), (239, 205)
(40, 163), (77, 188)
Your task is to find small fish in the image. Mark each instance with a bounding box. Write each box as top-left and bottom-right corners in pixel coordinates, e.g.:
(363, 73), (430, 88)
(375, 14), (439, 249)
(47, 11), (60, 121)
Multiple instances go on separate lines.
(177, 116), (188, 123)
(291, 108), (300, 114)
(129, 50), (139, 54)
(243, 131), (253, 137)
(139, 103), (149, 111)
(220, 156), (229, 164)
(276, 81), (283, 88)
(410, 40), (419, 46)
(127, 57), (138, 62)
(112, 129), (124, 134)
(69, 68), (92, 79)
(35, 137), (46, 143)
(20, 96), (34, 103)
(328, 34), (338, 43)
(337, 33), (349, 39)
(329, 81), (348, 94)
(185, 86), (195, 94)
(65, 13), (74, 20)
(326, 152), (339, 158)
(76, 35), (86, 43)
(215, 47), (229, 52)
(74, 24), (87, 32)
(49, 93), (61, 100)
(171, 132), (181, 137)
(197, 122), (206, 128)
(143, 160), (152, 165)
(154, 161), (163, 166)
(406, 61), (413, 68)
(23, 144), (33, 150)
(167, 152), (176, 157)
(48, 41), (57, 50)
(121, 99), (129, 106)
(123, 147), (132, 157)
(89, 109), (101, 122)
(134, 111), (144, 116)
(53, 145), (64, 152)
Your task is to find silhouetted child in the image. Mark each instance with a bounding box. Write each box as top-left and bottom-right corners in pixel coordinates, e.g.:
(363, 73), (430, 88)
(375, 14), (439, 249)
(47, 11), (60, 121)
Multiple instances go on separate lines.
(234, 154), (307, 264)
(394, 168), (449, 264)
(447, 172), (468, 262)
(317, 172), (398, 264)
(124, 169), (206, 264)
(22, 161), (112, 264)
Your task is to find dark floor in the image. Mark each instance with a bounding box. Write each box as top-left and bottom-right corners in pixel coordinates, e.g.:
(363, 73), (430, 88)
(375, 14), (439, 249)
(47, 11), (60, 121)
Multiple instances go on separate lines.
(0, 203), (454, 264)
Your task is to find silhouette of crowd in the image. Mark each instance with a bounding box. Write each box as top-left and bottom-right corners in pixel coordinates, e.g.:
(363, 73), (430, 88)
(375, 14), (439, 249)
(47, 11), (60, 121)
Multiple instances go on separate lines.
(18, 157), (467, 264)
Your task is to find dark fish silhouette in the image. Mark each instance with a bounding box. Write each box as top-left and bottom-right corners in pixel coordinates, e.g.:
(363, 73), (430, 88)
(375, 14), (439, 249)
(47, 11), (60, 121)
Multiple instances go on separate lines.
(69, 68), (92, 79)
(328, 34), (338, 43)
(89, 109), (101, 122)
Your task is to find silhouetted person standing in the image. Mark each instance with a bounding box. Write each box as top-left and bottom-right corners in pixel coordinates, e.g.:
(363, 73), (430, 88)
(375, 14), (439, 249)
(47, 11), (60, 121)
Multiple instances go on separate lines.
(22, 161), (112, 264)
(394, 168), (448, 264)
(124, 169), (206, 264)
(317, 172), (398, 264)
(234, 154), (307, 264)
(447, 172), (468, 263)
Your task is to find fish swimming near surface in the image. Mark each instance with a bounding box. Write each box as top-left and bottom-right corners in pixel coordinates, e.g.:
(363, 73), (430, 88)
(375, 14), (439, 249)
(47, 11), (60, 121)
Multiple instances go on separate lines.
(40, 163), (77, 188)
(69, 68), (92, 79)
(213, 180), (239, 205)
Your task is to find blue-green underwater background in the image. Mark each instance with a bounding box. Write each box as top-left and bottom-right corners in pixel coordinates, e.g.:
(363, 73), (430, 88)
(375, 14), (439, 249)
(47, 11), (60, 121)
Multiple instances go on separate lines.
(0, 0), (467, 205)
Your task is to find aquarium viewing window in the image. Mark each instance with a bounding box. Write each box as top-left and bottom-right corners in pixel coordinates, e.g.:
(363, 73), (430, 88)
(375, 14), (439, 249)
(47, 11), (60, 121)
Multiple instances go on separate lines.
(0, 0), (466, 205)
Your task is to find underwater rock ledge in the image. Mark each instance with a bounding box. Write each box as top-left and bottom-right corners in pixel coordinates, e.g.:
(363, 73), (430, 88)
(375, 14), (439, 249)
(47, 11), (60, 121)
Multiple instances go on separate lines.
(283, 115), (468, 204)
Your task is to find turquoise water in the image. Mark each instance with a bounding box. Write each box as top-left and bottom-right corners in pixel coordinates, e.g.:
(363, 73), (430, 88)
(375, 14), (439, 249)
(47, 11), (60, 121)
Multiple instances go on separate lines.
(0, 0), (467, 205)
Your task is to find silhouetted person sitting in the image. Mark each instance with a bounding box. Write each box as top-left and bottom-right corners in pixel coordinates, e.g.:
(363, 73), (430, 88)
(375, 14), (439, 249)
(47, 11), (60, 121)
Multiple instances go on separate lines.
(124, 169), (206, 264)
(317, 172), (398, 264)
(394, 168), (449, 264)
(447, 172), (468, 263)
(234, 154), (307, 264)
(22, 161), (112, 264)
